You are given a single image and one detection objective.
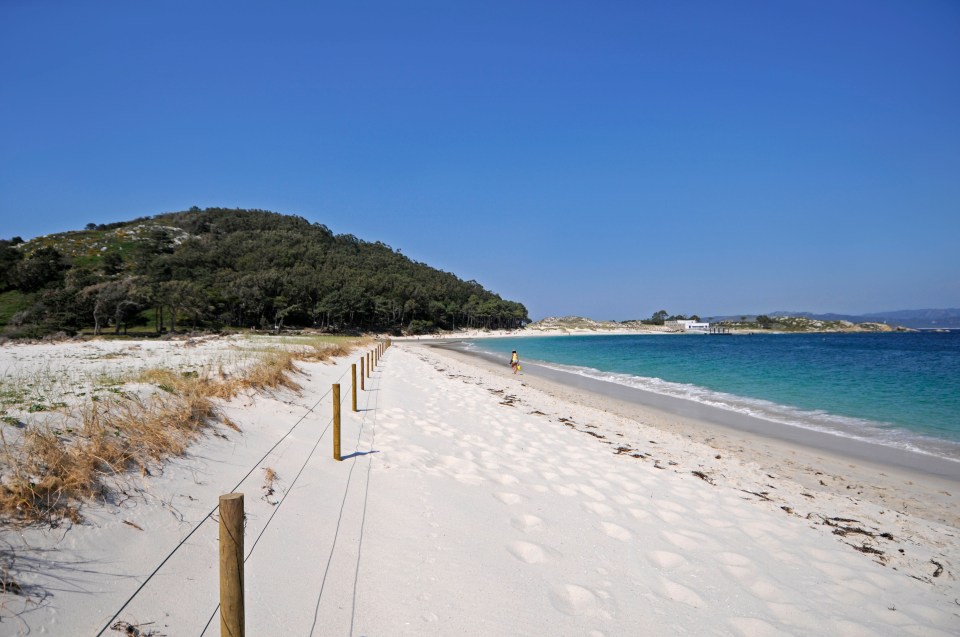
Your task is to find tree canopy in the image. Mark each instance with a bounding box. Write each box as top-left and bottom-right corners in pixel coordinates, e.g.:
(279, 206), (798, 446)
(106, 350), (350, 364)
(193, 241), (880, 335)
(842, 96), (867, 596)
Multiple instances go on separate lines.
(1, 208), (529, 337)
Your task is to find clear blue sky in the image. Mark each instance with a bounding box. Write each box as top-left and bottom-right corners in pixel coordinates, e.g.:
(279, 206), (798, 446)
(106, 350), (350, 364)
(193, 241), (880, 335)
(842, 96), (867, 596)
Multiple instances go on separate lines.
(2, 1), (958, 320)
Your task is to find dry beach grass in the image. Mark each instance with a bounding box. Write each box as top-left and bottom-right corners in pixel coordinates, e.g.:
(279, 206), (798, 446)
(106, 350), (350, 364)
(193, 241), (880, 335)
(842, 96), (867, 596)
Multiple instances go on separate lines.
(0, 334), (360, 526)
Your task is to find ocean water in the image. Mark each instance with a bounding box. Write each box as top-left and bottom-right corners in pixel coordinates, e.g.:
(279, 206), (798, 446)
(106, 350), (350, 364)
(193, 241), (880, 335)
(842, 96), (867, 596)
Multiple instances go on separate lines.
(466, 332), (960, 462)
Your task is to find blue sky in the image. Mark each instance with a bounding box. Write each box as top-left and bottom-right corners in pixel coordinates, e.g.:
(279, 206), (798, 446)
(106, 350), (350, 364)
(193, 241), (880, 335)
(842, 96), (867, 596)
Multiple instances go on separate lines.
(2, 1), (958, 320)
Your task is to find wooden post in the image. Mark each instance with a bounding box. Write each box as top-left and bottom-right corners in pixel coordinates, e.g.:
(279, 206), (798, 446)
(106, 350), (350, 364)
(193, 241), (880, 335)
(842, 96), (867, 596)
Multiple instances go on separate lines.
(351, 364), (357, 412)
(360, 357), (365, 390)
(367, 352), (371, 376)
(333, 383), (341, 461)
(219, 493), (244, 637)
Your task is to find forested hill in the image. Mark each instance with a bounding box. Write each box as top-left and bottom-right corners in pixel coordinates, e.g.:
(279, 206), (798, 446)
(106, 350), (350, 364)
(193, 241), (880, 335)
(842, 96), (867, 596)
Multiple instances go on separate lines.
(0, 208), (529, 337)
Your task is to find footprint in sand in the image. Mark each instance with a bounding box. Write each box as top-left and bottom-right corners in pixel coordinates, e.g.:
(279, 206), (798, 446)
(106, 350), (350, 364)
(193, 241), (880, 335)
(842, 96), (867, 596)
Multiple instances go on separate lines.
(613, 476), (643, 492)
(654, 510), (683, 524)
(830, 619), (887, 637)
(652, 499), (688, 515)
(698, 516), (736, 529)
(895, 602), (955, 626)
(578, 485), (607, 501)
(840, 578), (883, 597)
(659, 530), (701, 551)
(715, 551), (756, 577)
(510, 514), (544, 532)
(548, 584), (602, 616)
(582, 501), (615, 518)
(810, 559), (857, 580)
(747, 578), (790, 603)
(646, 550), (688, 571)
(494, 492), (523, 505)
(599, 522), (632, 542)
(727, 617), (783, 637)
(765, 602), (819, 630)
(589, 478), (611, 490)
(506, 540), (557, 564)
(655, 576), (704, 608)
(437, 455), (478, 474)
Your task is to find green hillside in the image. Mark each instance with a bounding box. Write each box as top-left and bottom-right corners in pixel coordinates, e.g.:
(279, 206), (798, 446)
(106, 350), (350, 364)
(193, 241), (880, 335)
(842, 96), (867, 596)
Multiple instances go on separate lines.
(0, 208), (528, 338)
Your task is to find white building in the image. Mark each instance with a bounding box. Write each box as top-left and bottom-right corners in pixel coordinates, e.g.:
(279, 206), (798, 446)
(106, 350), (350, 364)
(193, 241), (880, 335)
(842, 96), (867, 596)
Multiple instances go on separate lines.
(665, 319), (711, 333)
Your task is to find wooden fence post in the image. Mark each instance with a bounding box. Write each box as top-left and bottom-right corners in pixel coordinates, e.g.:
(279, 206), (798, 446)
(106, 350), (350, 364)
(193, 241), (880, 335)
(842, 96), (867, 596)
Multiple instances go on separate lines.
(219, 493), (244, 637)
(360, 357), (365, 390)
(351, 364), (357, 412)
(333, 383), (341, 461)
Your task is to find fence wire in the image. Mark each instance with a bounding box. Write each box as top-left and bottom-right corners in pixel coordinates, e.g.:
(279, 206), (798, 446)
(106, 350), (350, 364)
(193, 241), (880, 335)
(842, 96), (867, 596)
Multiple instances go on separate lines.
(94, 350), (375, 636)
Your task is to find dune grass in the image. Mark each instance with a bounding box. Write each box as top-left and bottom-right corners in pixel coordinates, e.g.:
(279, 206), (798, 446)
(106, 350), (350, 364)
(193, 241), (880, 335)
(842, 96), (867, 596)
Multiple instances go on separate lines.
(0, 336), (362, 525)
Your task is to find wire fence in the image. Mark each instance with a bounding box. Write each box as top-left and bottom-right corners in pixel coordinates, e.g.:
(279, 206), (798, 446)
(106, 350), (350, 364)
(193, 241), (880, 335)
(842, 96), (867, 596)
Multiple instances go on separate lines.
(94, 343), (389, 636)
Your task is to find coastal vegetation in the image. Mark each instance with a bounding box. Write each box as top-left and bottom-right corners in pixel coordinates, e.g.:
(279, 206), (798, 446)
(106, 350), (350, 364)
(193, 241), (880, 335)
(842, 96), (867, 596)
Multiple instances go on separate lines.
(0, 335), (361, 525)
(0, 208), (529, 339)
(712, 315), (900, 332)
(528, 315), (902, 333)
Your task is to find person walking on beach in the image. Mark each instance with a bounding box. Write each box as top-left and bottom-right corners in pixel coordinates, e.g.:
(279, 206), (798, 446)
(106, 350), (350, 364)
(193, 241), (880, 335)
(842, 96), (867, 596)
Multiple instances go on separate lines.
(510, 350), (520, 374)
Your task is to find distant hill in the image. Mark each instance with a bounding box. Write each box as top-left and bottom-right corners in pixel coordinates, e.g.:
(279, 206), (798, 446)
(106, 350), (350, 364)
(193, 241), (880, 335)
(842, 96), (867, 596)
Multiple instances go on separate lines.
(860, 309), (960, 328)
(527, 316), (671, 333)
(0, 208), (529, 337)
(706, 309), (960, 329)
(528, 315), (899, 334)
(770, 310), (960, 329)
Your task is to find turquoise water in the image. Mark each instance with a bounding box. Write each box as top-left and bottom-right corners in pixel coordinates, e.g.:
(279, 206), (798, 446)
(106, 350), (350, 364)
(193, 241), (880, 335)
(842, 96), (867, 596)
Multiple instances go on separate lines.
(467, 332), (960, 461)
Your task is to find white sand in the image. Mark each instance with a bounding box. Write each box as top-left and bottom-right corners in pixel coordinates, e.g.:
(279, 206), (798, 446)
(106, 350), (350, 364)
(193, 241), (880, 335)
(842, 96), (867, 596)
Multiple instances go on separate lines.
(1, 337), (958, 635)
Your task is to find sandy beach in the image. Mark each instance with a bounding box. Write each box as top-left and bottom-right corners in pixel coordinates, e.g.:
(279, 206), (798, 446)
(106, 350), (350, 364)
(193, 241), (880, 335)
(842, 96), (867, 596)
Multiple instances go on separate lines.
(1, 335), (958, 635)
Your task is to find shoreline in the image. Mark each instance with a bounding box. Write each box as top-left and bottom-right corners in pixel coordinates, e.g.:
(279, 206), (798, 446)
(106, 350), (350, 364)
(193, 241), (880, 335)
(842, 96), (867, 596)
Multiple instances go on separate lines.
(424, 340), (960, 529)
(418, 332), (960, 469)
